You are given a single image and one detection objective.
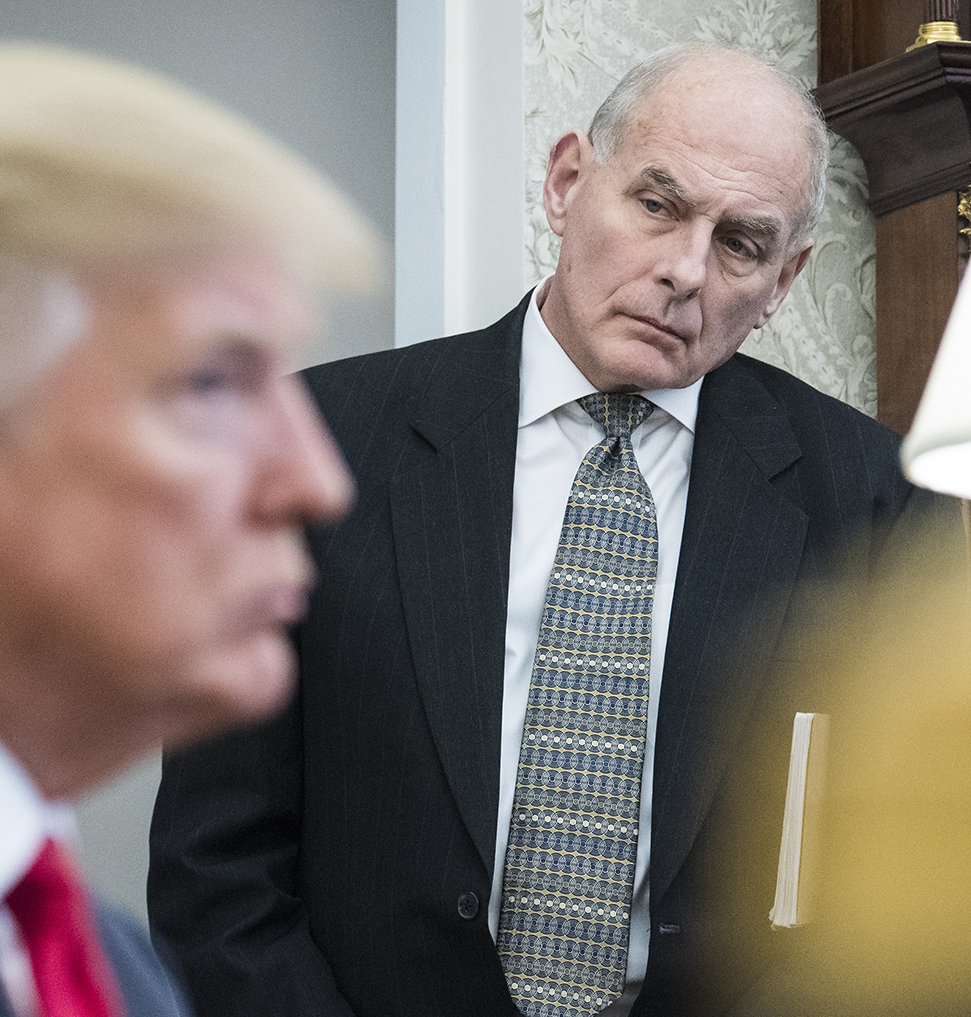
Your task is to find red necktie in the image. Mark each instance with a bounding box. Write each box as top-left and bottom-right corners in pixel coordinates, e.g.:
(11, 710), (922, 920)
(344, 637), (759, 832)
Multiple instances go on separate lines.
(6, 838), (123, 1017)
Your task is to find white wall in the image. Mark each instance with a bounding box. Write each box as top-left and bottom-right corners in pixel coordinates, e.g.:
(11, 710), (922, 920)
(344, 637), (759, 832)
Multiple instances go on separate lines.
(395, 0), (525, 346)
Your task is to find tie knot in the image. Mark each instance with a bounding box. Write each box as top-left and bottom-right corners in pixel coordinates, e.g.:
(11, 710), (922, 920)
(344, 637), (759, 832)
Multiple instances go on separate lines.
(579, 392), (653, 438)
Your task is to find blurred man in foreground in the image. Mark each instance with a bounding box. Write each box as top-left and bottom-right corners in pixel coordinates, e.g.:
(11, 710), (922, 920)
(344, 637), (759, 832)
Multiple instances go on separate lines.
(0, 43), (378, 1017)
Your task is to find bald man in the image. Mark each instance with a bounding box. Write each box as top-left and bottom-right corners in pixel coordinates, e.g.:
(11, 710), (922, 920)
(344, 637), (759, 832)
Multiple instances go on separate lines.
(150, 44), (950, 1017)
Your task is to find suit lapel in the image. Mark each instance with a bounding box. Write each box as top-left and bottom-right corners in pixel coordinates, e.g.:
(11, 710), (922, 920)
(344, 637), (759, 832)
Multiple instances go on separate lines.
(390, 300), (525, 875)
(650, 356), (810, 905)
(388, 322), (809, 890)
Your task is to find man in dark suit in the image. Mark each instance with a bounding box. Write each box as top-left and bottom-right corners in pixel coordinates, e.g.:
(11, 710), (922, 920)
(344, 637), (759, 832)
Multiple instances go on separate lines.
(148, 44), (946, 1017)
(0, 43), (377, 1017)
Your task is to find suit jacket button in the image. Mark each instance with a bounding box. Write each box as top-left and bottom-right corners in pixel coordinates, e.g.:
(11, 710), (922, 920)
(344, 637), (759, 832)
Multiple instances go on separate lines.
(457, 892), (479, 919)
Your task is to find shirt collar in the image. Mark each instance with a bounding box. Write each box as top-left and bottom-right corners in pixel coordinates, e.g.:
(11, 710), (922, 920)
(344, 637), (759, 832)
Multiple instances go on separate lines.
(520, 277), (702, 432)
(0, 742), (75, 899)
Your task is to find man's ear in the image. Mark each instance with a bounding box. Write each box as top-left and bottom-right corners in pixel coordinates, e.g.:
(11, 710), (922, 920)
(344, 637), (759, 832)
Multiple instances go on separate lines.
(755, 241), (813, 328)
(543, 131), (588, 239)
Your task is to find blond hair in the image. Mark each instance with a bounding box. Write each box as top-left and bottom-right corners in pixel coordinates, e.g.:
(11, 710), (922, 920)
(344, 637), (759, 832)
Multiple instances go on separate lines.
(0, 42), (383, 412)
(0, 42), (382, 292)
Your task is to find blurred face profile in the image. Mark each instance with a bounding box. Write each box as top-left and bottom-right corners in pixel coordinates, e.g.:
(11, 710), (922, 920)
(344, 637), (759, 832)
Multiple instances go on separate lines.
(0, 254), (353, 746)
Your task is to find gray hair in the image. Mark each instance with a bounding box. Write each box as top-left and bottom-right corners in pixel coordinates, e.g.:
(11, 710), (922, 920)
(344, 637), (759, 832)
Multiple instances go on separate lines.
(587, 44), (829, 245)
(0, 43), (382, 290)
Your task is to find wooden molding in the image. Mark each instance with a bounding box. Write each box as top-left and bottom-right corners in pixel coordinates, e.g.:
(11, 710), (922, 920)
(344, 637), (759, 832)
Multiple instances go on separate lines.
(816, 0), (971, 433)
(875, 193), (959, 433)
(817, 0), (971, 84)
(816, 42), (971, 217)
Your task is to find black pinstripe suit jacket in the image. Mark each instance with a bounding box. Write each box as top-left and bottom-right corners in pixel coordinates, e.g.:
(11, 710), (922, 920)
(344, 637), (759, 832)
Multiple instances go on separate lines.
(149, 294), (940, 1017)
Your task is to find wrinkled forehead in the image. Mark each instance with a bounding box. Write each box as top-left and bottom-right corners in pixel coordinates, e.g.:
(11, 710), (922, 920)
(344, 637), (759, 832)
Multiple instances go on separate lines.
(622, 60), (813, 224)
(643, 58), (809, 154)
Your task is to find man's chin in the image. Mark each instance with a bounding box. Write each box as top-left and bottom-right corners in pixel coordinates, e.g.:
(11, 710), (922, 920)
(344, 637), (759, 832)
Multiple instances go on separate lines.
(605, 358), (700, 394)
(591, 335), (702, 393)
(162, 634), (297, 747)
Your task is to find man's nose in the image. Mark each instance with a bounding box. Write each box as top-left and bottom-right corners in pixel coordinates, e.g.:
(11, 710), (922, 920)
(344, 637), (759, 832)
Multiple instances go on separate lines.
(259, 375), (355, 527)
(654, 222), (710, 300)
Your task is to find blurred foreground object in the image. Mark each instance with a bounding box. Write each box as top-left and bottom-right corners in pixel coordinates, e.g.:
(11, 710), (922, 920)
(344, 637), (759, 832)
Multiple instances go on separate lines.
(738, 533), (971, 1016)
(902, 267), (971, 497)
(0, 40), (383, 781)
(815, 556), (971, 1015)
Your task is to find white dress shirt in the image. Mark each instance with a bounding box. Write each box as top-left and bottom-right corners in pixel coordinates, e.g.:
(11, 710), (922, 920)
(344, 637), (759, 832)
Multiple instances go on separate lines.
(0, 743), (75, 1017)
(488, 282), (701, 1015)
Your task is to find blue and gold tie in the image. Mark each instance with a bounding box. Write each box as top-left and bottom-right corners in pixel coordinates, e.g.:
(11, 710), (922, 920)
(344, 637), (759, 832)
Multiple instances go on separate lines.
(498, 392), (657, 1017)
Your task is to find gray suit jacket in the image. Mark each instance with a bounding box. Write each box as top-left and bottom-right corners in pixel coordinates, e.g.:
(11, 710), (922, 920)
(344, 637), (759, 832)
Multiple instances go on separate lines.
(0, 899), (192, 1017)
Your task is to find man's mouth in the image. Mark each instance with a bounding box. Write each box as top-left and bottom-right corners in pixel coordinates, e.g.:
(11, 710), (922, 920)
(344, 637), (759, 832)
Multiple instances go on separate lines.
(628, 314), (689, 344)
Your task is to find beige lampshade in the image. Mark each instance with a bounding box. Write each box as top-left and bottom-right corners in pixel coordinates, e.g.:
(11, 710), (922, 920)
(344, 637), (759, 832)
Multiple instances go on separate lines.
(901, 269), (971, 496)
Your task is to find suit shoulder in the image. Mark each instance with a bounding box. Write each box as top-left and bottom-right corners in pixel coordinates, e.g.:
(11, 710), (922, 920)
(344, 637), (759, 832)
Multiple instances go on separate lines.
(727, 352), (898, 451)
(300, 297), (528, 409)
(300, 336), (457, 418)
(298, 300), (525, 434)
(711, 355), (962, 556)
(296, 299), (525, 474)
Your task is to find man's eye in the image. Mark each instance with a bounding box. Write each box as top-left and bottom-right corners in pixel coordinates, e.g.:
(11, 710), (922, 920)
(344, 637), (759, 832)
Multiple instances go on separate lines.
(723, 236), (756, 258)
(188, 368), (232, 394)
(644, 198), (663, 213)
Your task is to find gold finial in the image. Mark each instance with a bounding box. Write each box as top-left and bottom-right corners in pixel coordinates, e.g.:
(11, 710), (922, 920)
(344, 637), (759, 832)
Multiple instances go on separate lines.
(907, 21), (964, 49)
(908, 0), (964, 49)
(958, 188), (971, 237)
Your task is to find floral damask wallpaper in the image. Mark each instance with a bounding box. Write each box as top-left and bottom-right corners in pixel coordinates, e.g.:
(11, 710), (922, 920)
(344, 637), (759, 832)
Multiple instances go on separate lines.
(523, 0), (877, 415)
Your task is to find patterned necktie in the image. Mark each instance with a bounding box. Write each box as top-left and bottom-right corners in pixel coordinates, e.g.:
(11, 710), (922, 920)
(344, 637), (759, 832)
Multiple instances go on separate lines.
(498, 392), (657, 1017)
(6, 838), (123, 1017)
